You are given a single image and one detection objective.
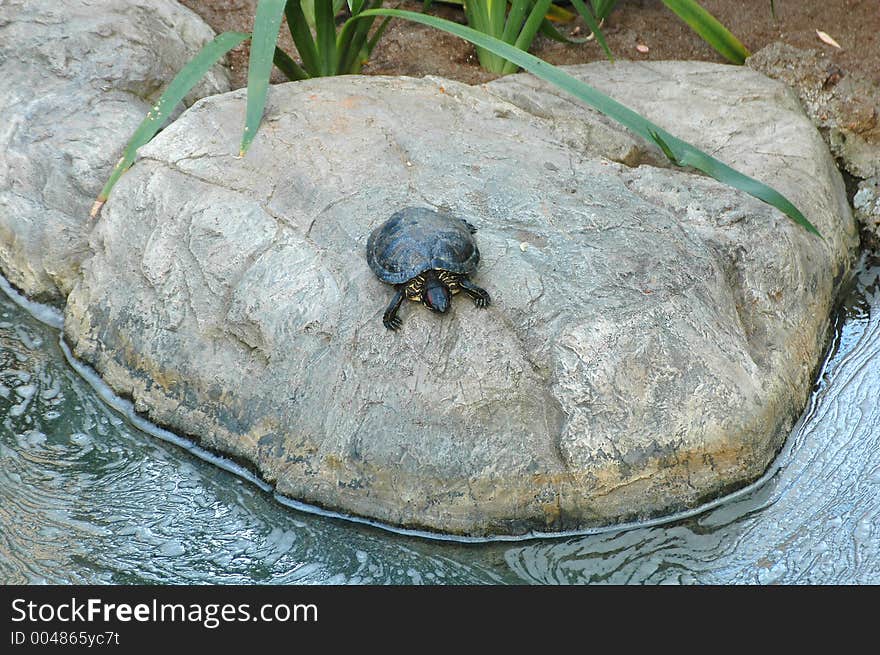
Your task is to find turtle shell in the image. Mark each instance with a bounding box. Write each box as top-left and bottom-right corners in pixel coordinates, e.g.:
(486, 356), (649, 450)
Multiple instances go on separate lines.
(367, 207), (480, 285)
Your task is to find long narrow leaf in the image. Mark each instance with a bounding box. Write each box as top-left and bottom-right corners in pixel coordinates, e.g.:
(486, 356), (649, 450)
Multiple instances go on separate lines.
(92, 31), (250, 216)
(488, 0), (507, 34)
(503, 0), (553, 74)
(337, 13), (375, 74)
(285, 0), (321, 76)
(590, 0), (618, 20)
(274, 46), (310, 80)
(437, 0), (576, 22)
(354, 8), (819, 235)
(501, 0), (531, 45)
(570, 0), (613, 60)
(649, 131), (812, 235)
(512, 0), (553, 50)
(315, 0), (339, 76)
(337, 0), (383, 74)
(540, 18), (587, 44)
(465, 0), (505, 72)
(661, 0), (750, 64)
(466, 0), (491, 34)
(241, 0), (286, 156)
(366, 15), (394, 53)
(545, 3), (576, 23)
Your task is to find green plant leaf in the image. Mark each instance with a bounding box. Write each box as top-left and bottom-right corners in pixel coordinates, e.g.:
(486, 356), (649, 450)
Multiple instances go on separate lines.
(464, 0), (506, 72)
(501, 0), (531, 46)
(355, 8), (819, 235)
(285, 0), (321, 76)
(348, 0), (365, 14)
(337, 11), (376, 74)
(661, 0), (750, 65)
(92, 30), (250, 216)
(590, 0), (618, 20)
(545, 3), (577, 23)
(570, 0), (613, 60)
(241, 0), (287, 157)
(273, 45), (310, 80)
(431, 0), (576, 23)
(539, 18), (588, 45)
(503, 0), (553, 74)
(367, 15), (394, 53)
(301, 0), (316, 27)
(649, 130), (817, 235)
(489, 0), (507, 34)
(315, 0), (338, 76)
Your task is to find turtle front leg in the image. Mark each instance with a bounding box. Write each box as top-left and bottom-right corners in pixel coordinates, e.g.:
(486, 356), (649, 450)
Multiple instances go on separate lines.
(382, 286), (406, 330)
(459, 278), (491, 308)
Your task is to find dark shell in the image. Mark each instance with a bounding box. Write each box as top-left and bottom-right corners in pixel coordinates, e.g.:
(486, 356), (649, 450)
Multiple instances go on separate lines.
(367, 207), (480, 284)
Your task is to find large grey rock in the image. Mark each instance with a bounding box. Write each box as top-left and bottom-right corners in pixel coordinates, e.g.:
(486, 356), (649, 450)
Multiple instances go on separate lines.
(0, 0), (229, 304)
(64, 63), (857, 536)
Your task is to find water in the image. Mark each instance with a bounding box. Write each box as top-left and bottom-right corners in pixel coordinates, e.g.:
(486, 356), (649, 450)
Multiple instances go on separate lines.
(1, 253), (878, 584)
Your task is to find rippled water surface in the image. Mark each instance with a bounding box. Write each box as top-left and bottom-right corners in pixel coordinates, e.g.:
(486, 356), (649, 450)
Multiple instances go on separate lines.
(2, 254), (878, 584)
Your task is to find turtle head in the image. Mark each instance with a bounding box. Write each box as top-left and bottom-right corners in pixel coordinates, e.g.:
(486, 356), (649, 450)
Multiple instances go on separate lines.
(422, 271), (450, 314)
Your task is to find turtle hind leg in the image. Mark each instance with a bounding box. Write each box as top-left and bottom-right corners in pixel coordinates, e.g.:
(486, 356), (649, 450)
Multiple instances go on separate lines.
(459, 278), (491, 308)
(461, 219), (478, 234)
(382, 287), (406, 331)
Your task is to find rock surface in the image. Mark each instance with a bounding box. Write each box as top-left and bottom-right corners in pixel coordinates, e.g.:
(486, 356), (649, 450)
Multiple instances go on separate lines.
(749, 43), (880, 249)
(65, 63), (857, 536)
(748, 43), (880, 180)
(0, 0), (229, 304)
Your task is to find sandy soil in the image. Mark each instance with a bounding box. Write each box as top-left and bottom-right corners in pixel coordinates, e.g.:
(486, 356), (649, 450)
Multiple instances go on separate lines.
(178, 0), (880, 88)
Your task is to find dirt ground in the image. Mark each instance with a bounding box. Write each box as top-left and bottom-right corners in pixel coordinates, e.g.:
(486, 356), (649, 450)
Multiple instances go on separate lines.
(179, 0), (880, 87)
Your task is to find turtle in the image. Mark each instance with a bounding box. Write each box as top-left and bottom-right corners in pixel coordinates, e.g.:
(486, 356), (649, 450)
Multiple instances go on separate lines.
(366, 207), (492, 330)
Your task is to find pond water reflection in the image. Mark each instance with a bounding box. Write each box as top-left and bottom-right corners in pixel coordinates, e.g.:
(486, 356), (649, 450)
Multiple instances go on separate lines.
(1, 253), (877, 584)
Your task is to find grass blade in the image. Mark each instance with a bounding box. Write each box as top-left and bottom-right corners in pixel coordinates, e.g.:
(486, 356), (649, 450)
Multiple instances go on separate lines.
(464, 0), (490, 35)
(570, 0), (613, 60)
(367, 15), (393, 53)
(274, 46), (310, 80)
(488, 0), (507, 35)
(540, 18), (588, 44)
(590, 0), (618, 20)
(649, 131), (818, 235)
(465, 0), (505, 72)
(285, 0), (322, 76)
(501, 0), (532, 45)
(502, 0), (553, 74)
(241, 0), (287, 156)
(512, 0), (553, 50)
(337, 13), (375, 73)
(546, 3), (576, 23)
(434, 0), (575, 22)
(661, 0), (750, 64)
(355, 8), (819, 234)
(315, 0), (339, 76)
(92, 30), (250, 216)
